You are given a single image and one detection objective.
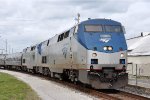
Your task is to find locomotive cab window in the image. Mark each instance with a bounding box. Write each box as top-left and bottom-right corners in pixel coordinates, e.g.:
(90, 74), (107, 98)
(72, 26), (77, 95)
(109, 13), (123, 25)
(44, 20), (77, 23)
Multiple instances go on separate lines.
(42, 56), (47, 63)
(105, 25), (122, 33)
(85, 25), (103, 32)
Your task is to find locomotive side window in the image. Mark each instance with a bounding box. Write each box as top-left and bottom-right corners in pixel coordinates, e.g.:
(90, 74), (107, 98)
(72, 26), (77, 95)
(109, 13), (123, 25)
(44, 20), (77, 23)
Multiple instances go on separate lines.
(47, 40), (49, 46)
(57, 33), (64, 42)
(60, 33), (64, 41)
(57, 30), (70, 42)
(42, 56), (47, 63)
(31, 46), (36, 51)
(85, 25), (103, 32)
(23, 59), (25, 63)
(105, 25), (122, 33)
(64, 31), (69, 38)
(57, 35), (60, 42)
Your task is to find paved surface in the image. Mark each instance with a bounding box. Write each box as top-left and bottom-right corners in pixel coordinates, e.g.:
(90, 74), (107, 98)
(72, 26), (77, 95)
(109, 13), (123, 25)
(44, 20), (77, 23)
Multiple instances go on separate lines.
(128, 77), (150, 88)
(0, 69), (99, 100)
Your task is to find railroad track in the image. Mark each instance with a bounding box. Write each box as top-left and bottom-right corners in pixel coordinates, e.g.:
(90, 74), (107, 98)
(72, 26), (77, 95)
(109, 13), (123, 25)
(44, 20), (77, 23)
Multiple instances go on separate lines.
(53, 79), (150, 100)
(28, 72), (150, 100)
(2, 69), (150, 100)
(102, 89), (149, 100)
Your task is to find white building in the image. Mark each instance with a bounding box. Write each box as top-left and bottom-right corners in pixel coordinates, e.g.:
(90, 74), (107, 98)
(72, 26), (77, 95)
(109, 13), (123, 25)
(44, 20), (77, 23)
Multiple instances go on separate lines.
(127, 32), (150, 76)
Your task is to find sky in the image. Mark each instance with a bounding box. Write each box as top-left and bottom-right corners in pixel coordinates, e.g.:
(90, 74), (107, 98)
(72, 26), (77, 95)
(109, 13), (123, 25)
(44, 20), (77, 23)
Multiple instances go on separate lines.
(0, 0), (150, 53)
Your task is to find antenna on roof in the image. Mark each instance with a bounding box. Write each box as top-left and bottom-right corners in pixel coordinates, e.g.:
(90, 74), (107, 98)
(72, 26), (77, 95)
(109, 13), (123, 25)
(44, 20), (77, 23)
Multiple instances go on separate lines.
(75, 13), (80, 24)
(77, 13), (80, 23)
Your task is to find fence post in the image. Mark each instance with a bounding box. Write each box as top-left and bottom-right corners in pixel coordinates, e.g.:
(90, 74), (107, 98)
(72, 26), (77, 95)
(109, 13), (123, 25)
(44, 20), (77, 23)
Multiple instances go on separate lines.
(136, 64), (138, 86)
(132, 63), (133, 75)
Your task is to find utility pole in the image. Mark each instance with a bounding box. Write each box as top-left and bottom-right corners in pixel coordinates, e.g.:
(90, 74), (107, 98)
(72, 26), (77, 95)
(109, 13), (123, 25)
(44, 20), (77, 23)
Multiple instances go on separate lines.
(5, 39), (7, 54)
(0, 36), (7, 55)
(0, 49), (4, 54)
(136, 64), (138, 86)
(12, 48), (13, 54)
(9, 45), (11, 54)
(0, 36), (4, 54)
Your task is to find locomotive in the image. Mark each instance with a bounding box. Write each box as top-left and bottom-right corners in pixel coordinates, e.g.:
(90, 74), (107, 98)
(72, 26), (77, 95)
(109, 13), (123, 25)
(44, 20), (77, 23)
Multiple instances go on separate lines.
(0, 18), (128, 89)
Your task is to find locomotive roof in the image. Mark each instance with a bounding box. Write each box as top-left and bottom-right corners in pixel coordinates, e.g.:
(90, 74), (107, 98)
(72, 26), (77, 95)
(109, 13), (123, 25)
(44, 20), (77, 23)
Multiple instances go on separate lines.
(23, 18), (122, 51)
(80, 18), (122, 25)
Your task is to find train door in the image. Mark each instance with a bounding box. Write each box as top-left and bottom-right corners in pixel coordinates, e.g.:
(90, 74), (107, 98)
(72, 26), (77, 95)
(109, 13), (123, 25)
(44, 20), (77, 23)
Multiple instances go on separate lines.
(69, 28), (74, 68)
(69, 26), (78, 68)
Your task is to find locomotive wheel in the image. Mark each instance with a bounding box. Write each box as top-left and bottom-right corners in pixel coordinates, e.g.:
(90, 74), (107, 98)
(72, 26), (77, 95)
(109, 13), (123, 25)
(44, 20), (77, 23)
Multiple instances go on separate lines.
(71, 76), (74, 82)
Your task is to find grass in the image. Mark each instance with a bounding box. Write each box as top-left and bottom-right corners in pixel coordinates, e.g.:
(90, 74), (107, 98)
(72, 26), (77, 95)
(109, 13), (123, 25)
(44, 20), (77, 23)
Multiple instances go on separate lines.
(0, 72), (41, 100)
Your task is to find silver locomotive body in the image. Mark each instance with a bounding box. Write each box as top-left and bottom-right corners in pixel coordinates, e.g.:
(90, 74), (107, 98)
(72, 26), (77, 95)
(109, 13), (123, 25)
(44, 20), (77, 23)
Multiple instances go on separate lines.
(5, 19), (128, 89)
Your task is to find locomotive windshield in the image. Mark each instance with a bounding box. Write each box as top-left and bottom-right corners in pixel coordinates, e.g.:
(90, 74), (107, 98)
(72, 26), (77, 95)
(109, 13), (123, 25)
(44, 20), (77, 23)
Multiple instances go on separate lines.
(84, 25), (122, 33)
(105, 25), (122, 33)
(85, 25), (103, 32)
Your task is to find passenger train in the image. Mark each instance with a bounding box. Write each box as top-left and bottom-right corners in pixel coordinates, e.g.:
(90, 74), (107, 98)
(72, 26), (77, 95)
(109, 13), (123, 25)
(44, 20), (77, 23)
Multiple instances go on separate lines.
(0, 18), (128, 89)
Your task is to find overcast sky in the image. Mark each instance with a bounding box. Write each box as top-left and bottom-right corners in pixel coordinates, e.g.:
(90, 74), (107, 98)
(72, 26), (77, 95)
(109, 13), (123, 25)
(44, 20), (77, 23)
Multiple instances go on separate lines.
(0, 0), (150, 53)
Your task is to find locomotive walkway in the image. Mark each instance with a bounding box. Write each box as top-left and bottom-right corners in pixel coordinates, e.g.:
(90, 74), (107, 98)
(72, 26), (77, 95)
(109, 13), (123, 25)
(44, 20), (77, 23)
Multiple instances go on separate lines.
(0, 69), (99, 100)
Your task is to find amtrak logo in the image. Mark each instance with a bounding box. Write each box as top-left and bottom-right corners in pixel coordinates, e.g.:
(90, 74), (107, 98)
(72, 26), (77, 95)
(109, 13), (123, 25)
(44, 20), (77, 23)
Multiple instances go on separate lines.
(62, 47), (68, 59)
(99, 34), (111, 43)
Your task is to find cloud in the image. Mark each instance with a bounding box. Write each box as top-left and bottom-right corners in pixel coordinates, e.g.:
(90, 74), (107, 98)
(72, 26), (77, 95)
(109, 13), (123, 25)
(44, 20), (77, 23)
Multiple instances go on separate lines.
(0, 0), (149, 53)
(108, 1), (150, 38)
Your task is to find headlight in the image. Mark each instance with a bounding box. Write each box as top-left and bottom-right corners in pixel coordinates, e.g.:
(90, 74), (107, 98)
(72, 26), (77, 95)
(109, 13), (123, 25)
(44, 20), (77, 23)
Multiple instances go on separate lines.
(121, 53), (124, 58)
(92, 53), (97, 57)
(103, 47), (107, 51)
(108, 46), (113, 51)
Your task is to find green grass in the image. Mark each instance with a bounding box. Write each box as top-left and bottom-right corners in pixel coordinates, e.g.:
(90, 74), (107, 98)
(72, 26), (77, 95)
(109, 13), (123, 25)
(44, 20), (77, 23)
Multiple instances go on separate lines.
(0, 72), (41, 100)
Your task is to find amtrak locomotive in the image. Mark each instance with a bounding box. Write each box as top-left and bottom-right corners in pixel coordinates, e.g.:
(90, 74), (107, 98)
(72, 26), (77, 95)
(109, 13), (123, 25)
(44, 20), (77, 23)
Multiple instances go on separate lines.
(0, 18), (128, 89)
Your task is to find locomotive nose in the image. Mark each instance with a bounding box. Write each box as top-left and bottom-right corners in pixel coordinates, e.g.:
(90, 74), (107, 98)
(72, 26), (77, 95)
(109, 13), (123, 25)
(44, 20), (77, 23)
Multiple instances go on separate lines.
(88, 50), (127, 71)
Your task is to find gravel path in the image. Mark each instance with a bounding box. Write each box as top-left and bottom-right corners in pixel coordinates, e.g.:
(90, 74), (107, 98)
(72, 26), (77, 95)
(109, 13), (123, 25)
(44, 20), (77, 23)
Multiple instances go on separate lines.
(0, 69), (99, 100)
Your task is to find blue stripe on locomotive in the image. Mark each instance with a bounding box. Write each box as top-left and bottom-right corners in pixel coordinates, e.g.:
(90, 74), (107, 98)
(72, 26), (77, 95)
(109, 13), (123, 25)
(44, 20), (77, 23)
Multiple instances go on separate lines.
(76, 19), (127, 53)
